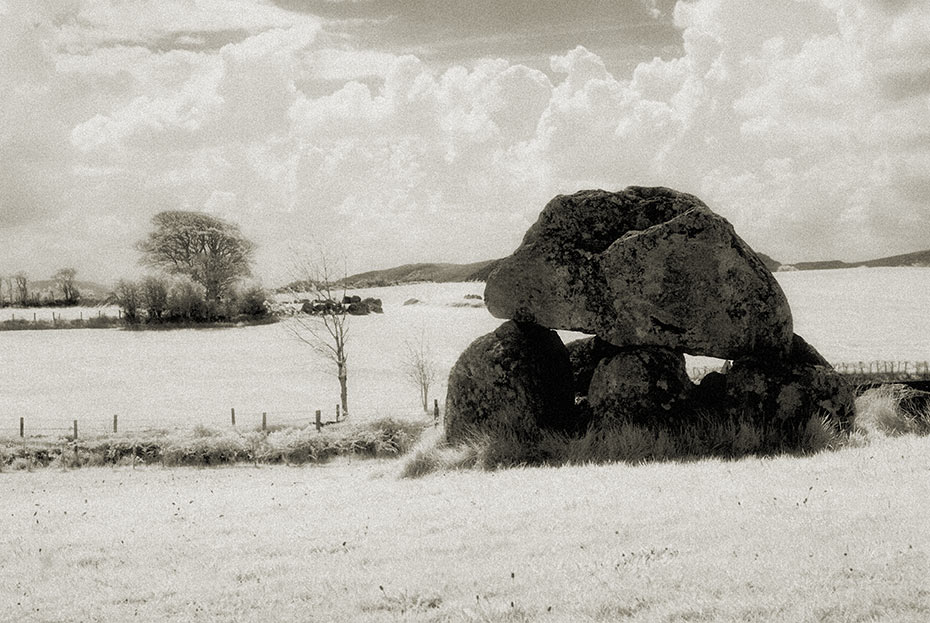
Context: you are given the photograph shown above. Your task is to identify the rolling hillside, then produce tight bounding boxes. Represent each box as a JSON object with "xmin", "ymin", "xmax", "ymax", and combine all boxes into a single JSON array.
[
  {"xmin": 342, "ymin": 259, "xmax": 501, "ymax": 287},
  {"xmin": 339, "ymin": 247, "xmax": 930, "ymax": 287}
]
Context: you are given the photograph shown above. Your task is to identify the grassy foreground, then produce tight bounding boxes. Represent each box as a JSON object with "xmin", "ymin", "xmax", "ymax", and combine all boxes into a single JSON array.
[{"xmin": 2, "ymin": 431, "xmax": 929, "ymax": 622}]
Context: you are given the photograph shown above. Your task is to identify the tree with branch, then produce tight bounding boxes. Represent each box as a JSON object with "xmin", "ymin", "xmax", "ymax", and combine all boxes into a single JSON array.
[
  {"xmin": 402, "ymin": 331, "xmax": 438, "ymax": 413},
  {"xmin": 13, "ymin": 272, "xmax": 28, "ymax": 305},
  {"xmin": 137, "ymin": 211, "xmax": 255, "ymax": 303},
  {"xmin": 284, "ymin": 252, "xmax": 351, "ymax": 420},
  {"xmin": 53, "ymin": 268, "xmax": 80, "ymax": 304}
]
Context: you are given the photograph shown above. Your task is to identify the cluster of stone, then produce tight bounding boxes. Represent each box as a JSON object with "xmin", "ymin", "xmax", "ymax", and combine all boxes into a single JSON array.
[
  {"xmin": 300, "ymin": 295, "xmax": 383, "ymax": 316},
  {"xmin": 445, "ymin": 187, "xmax": 854, "ymax": 446}
]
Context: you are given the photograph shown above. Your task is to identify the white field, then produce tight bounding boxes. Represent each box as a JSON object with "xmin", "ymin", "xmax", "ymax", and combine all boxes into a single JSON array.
[{"xmin": 2, "ymin": 268, "xmax": 929, "ymax": 436}]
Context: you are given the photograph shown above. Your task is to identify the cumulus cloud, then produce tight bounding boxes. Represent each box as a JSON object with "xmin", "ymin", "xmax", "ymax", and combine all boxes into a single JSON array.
[{"xmin": 3, "ymin": 0, "xmax": 930, "ymax": 282}]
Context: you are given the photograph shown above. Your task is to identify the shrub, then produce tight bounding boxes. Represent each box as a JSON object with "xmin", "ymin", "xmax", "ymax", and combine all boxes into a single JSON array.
[
  {"xmin": 166, "ymin": 276, "xmax": 208, "ymax": 321},
  {"xmin": 1, "ymin": 418, "xmax": 430, "ymax": 470},
  {"xmin": 235, "ymin": 283, "xmax": 268, "ymax": 318},
  {"xmin": 141, "ymin": 275, "xmax": 170, "ymax": 321},
  {"xmin": 162, "ymin": 430, "xmax": 249, "ymax": 466},
  {"xmin": 112, "ymin": 280, "xmax": 143, "ymax": 324}
]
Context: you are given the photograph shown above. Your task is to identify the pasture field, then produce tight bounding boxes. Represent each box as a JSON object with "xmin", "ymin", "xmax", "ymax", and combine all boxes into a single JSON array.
[
  {"xmin": 2, "ymin": 267, "xmax": 930, "ymax": 434},
  {"xmin": 1, "ymin": 432, "xmax": 928, "ymax": 622}
]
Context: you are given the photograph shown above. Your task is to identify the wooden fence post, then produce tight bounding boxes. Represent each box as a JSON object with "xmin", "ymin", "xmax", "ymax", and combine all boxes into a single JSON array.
[
  {"xmin": 113, "ymin": 414, "xmax": 118, "ymax": 434},
  {"xmin": 336, "ymin": 404, "xmax": 341, "ymax": 422},
  {"xmin": 73, "ymin": 419, "xmax": 78, "ymax": 439},
  {"xmin": 262, "ymin": 412, "xmax": 267, "ymax": 431},
  {"xmin": 231, "ymin": 407, "xmax": 236, "ymax": 426},
  {"xmin": 33, "ymin": 312, "xmax": 36, "ymax": 322},
  {"xmin": 433, "ymin": 399, "xmax": 440, "ymax": 427},
  {"xmin": 315, "ymin": 410, "xmax": 322, "ymax": 432},
  {"xmin": 20, "ymin": 417, "xmax": 24, "ymax": 438}
]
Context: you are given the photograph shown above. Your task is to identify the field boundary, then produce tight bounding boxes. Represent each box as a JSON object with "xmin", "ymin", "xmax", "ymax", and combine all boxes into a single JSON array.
[{"xmin": 3, "ymin": 403, "xmax": 441, "ymax": 441}]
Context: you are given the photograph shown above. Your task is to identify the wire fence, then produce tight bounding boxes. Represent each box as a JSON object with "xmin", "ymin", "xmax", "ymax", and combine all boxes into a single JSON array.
[
  {"xmin": 689, "ymin": 360, "xmax": 930, "ymax": 381},
  {"xmin": 6, "ymin": 361, "xmax": 929, "ymax": 440},
  {"xmin": 2, "ymin": 402, "xmax": 442, "ymax": 441}
]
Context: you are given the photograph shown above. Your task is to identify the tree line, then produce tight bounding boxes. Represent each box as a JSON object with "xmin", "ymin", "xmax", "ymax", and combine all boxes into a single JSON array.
[
  {"xmin": 111, "ymin": 211, "xmax": 268, "ymax": 324},
  {"xmin": 0, "ymin": 268, "xmax": 84, "ymax": 307}
]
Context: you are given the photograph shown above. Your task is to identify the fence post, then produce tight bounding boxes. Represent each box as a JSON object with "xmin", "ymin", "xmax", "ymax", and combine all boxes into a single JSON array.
[
  {"xmin": 336, "ymin": 404, "xmax": 341, "ymax": 422},
  {"xmin": 231, "ymin": 407, "xmax": 236, "ymax": 426},
  {"xmin": 433, "ymin": 399, "xmax": 440, "ymax": 427},
  {"xmin": 113, "ymin": 414, "xmax": 118, "ymax": 434},
  {"xmin": 262, "ymin": 412, "xmax": 267, "ymax": 431},
  {"xmin": 20, "ymin": 417, "xmax": 24, "ymax": 438},
  {"xmin": 33, "ymin": 312, "xmax": 36, "ymax": 322},
  {"xmin": 73, "ymin": 419, "xmax": 78, "ymax": 439},
  {"xmin": 315, "ymin": 410, "xmax": 322, "ymax": 432}
]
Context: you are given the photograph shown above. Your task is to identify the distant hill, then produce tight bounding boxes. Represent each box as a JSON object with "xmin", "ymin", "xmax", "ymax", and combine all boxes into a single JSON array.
[
  {"xmin": 343, "ymin": 253, "xmax": 782, "ymax": 286},
  {"xmin": 783, "ymin": 249, "xmax": 930, "ymax": 271},
  {"xmin": 342, "ymin": 260, "xmax": 501, "ymax": 287},
  {"xmin": 756, "ymin": 253, "xmax": 781, "ymax": 272},
  {"xmin": 335, "ymin": 247, "xmax": 930, "ymax": 288}
]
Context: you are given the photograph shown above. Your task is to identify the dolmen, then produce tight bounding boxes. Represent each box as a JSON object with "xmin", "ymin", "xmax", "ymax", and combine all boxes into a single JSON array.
[{"xmin": 445, "ymin": 186, "xmax": 855, "ymax": 449}]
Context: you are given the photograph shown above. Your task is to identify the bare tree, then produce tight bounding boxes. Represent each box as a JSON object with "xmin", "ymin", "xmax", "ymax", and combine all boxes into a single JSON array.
[
  {"xmin": 137, "ymin": 211, "xmax": 255, "ymax": 303},
  {"xmin": 140, "ymin": 275, "xmax": 170, "ymax": 321},
  {"xmin": 53, "ymin": 268, "xmax": 80, "ymax": 304},
  {"xmin": 13, "ymin": 273, "xmax": 28, "ymax": 305},
  {"xmin": 284, "ymin": 252, "xmax": 350, "ymax": 420},
  {"xmin": 112, "ymin": 280, "xmax": 143, "ymax": 323},
  {"xmin": 402, "ymin": 331, "xmax": 438, "ymax": 413}
]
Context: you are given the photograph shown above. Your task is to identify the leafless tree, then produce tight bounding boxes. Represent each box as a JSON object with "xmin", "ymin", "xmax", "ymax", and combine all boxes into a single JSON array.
[
  {"xmin": 140, "ymin": 275, "xmax": 170, "ymax": 321},
  {"xmin": 137, "ymin": 211, "xmax": 255, "ymax": 303},
  {"xmin": 13, "ymin": 272, "xmax": 28, "ymax": 305},
  {"xmin": 53, "ymin": 268, "xmax": 80, "ymax": 304},
  {"xmin": 113, "ymin": 280, "xmax": 143, "ymax": 323},
  {"xmin": 284, "ymin": 251, "xmax": 350, "ymax": 420},
  {"xmin": 402, "ymin": 331, "xmax": 438, "ymax": 413}
]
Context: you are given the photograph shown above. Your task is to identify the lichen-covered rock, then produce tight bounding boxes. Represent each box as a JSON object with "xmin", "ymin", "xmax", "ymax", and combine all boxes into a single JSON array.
[
  {"xmin": 444, "ymin": 321, "xmax": 576, "ymax": 443},
  {"xmin": 692, "ymin": 370, "xmax": 728, "ymax": 410},
  {"xmin": 724, "ymin": 334, "xmax": 855, "ymax": 440},
  {"xmin": 587, "ymin": 347, "xmax": 693, "ymax": 426},
  {"xmin": 565, "ymin": 336, "xmax": 621, "ymax": 397},
  {"xmin": 485, "ymin": 186, "xmax": 793, "ymax": 358},
  {"xmin": 362, "ymin": 297, "xmax": 383, "ymax": 313}
]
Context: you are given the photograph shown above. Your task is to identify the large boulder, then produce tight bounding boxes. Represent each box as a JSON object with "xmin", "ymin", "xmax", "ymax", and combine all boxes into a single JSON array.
[
  {"xmin": 565, "ymin": 336, "xmax": 621, "ymax": 397},
  {"xmin": 724, "ymin": 334, "xmax": 855, "ymax": 441},
  {"xmin": 587, "ymin": 347, "xmax": 693, "ymax": 426},
  {"xmin": 485, "ymin": 187, "xmax": 793, "ymax": 359},
  {"xmin": 445, "ymin": 321, "xmax": 576, "ymax": 443}
]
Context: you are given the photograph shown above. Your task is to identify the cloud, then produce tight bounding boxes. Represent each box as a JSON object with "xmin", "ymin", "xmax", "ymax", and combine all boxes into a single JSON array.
[{"xmin": 4, "ymin": 0, "xmax": 930, "ymax": 283}]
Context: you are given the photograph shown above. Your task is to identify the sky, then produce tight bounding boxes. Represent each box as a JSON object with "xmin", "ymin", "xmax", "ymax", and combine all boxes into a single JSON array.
[{"xmin": 1, "ymin": 0, "xmax": 929, "ymax": 285}]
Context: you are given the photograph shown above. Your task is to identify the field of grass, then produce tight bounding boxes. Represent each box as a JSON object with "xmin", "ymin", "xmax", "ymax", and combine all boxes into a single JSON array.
[
  {"xmin": 3, "ymin": 268, "xmax": 930, "ymax": 434},
  {"xmin": 2, "ymin": 427, "xmax": 928, "ymax": 623}
]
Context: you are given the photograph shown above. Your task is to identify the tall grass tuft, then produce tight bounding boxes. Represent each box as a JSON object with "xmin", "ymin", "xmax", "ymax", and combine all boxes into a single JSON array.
[
  {"xmin": 856, "ymin": 384, "xmax": 930, "ymax": 436},
  {"xmin": 402, "ymin": 410, "xmax": 850, "ymax": 477},
  {"xmin": 1, "ymin": 418, "xmax": 429, "ymax": 470}
]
